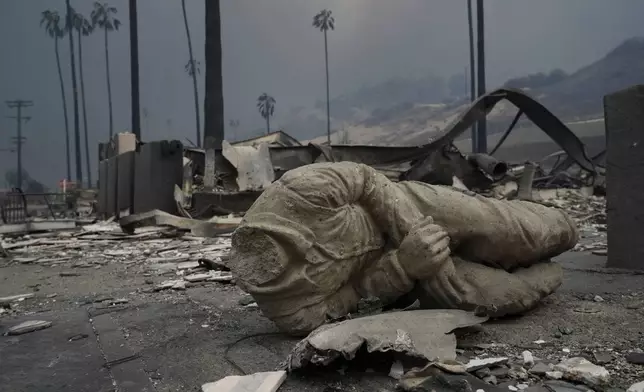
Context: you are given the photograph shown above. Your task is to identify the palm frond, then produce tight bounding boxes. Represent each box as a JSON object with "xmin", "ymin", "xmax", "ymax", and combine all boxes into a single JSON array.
[{"xmin": 313, "ymin": 9, "xmax": 335, "ymax": 32}]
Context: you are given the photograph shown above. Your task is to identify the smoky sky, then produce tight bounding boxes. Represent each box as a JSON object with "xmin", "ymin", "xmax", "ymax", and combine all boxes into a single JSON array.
[{"xmin": 1, "ymin": 0, "xmax": 644, "ymax": 187}]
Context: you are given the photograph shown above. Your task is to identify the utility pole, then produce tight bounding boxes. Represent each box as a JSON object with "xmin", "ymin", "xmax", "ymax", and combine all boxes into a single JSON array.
[
  {"xmin": 5, "ymin": 100, "xmax": 34, "ymax": 189},
  {"xmin": 129, "ymin": 0, "xmax": 141, "ymax": 142},
  {"xmin": 129, "ymin": 0, "xmax": 141, "ymax": 215},
  {"xmin": 475, "ymin": 0, "xmax": 487, "ymax": 153}
]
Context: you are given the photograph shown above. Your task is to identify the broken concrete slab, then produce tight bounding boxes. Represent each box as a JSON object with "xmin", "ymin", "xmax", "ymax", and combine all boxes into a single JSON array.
[
  {"xmin": 5, "ymin": 320, "xmax": 53, "ymax": 335},
  {"xmin": 529, "ymin": 362, "xmax": 552, "ymax": 376},
  {"xmin": 554, "ymin": 357, "xmax": 610, "ymax": 388},
  {"xmin": 288, "ymin": 310, "xmax": 487, "ymax": 370},
  {"xmin": 201, "ymin": 370, "xmax": 286, "ymax": 392}
]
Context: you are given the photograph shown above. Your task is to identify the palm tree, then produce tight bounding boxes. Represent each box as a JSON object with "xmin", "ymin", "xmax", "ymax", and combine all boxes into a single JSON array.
[
  {"xmin": 256, "ymin": 93, "xmax": 276, "ymax": 134},
  {"xmin": 65, "ymin": 0, "xmax": 83, "ymax": 185},
  {"xmin": 313, "ymin": 9, "xmax": 335, "ymax": 144},
  {"xmin": 41, "ymin": 10, "xmax": 71, "ymax": 183},
  {"xmin": 91, "ymin": 2, "xmax": 120, "ymax": 139},
  {"xmin": 181, "ymin": 0, "xmax": 201, "ymax": 148},
  {"xmin": 70, "ymin": 8, "xmax": 93, "ymax": 187},
  {"xmin": 467, "ymin": 0, "xmax": 476, "ymax": 152},
  {"xmin": 229, "ymin": 119, "xmax": 240, "ymax": 141}
]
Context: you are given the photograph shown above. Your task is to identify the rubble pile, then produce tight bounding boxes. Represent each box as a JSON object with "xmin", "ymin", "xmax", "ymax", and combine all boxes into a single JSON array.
[{"xmin": 0, "ymin": 221, "xmax": 233, "ymax": 281}]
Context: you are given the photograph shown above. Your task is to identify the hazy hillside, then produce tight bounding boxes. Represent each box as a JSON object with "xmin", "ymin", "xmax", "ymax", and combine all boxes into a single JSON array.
[
  {"xmin": 305, "ymin": 37, "xmax": 644, "ymax": 147},
  {"xmin": 279, "ymin": 73, "xmax": 452, "ymax": 141}
]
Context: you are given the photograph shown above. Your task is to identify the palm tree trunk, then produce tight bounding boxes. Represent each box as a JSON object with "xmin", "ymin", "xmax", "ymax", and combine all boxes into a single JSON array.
[
  {"xmin": 476, "ymin": 0, "xmax": 487, "ymax": 153},
  {"xmin": 55, "ymin": 37, "xmax": 72, "ymax": 182},
  {"xmin": 467, "ymin": 0, "xmax": 477, "ymax": 153},
  {"xmin": 204, "ymin": 0, "xmax": 224, "ymax": 150},
  {"xmin": 66, "ymin": 0, "xmax": 82, "ymax": 185},
  {"xmin": 266, "ymin": 116, "xmax": 270, "ymax": 134},
  {"xmin": 182, "ymin": 0, "xmax": 201, "ymax": 148},
  {"xmin": 78, "ymin": 30, "xmax": 92, "ymax": 188},
  {"xmin": 105, "ymin": 29, "xmax": 114, "ymax": 139},
  {"xmin": 324, "ymin": 29, "xmax": 331, "ymax": 144}
]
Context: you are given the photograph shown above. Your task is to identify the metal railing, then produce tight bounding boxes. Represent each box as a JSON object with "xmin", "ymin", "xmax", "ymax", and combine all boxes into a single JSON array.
[
  {"xmin": 1, "ymin": 188, "xmax": 28, "ymax": 224},
  {"xmin": 1, "ymin": 189, "xmax": 71, "ymax": 224}
]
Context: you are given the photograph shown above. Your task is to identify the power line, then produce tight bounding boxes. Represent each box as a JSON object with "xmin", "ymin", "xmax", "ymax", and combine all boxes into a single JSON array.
[{"xmin": 5, "ymin": 100, "xmax": 34, "ymax": 189}]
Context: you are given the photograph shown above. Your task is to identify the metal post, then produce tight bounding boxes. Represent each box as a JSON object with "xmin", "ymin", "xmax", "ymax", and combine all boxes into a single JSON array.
[
  {"xmin": 129, "ymin": 0, "xmax": 140, "ymax": 215},
  {"xmin": 475, "ymin": 0, "xmax": 487, "ymax": 153}
]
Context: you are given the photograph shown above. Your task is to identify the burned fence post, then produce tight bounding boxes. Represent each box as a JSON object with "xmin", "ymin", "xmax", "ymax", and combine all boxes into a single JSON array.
[{"xmin": 604, "ymin": 85, "xmax": 644, "ymax": 270}]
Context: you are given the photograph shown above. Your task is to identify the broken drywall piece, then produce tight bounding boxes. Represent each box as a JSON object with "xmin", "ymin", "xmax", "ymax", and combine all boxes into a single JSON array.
[
  {"xmin": 287, "ymin": 310, "xmax": 487, "ymax": 370},
  {"xmin": 5, "ymin": 320, "xmax": 52, "ymax": 335},
  {"xmin": 554, "ymin": 357, "xmax": 610, "ymax": 388},
  {"xmin": 201, "ymin": 370, "xmax": 286, "ymax": 392},
  {"xmin": 222, "ymin": 140, "xmax": 275, "ymax": 191},
  {"xmin": 465, "ymin": 357, "xmax": 509, "ymax": 372},
  {"xmin": 0, "ymin": 293, "xmax": 35, "ymax": 306}
]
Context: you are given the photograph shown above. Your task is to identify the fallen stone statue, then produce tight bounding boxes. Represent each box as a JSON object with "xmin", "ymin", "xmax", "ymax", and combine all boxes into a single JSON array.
[{"xmin": 229, "ymin": 162, "xmax": 578, "ymax": 336}]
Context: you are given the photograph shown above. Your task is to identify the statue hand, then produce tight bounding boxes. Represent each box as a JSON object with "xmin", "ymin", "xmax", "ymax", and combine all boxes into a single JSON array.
[{"xmin": 398, "ymin": 217, "xmax": 451, "ymax": 279}]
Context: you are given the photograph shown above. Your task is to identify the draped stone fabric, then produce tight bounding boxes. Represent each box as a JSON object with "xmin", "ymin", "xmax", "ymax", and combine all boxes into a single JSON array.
[{"xmin": 229, "ymin": 162, "xmax": 578, "ymax": 336}]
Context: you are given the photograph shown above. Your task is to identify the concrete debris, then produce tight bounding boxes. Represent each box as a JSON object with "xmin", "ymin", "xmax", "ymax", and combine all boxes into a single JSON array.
[
  {"xmin": 628, "ymin": 381, "xmax": 644, "ymax": 392},
  {"xmin": 529, "ymin": 362, "xmax": 552, "ymax": 375},
  {"xmin": 0, "ymin": 293, "xmax": 35, "ymax": 306},
  {"xmin": 185, "ymin": 270, "xmax": 233, "ymax": 283},
  {"xmin": 522, "ymin": 350, "xmax": 535, "ymax": 368},
  {"xmin": 222, "ymin": 140, "xmax": 275, "ymax": 191},
  {"xmin": 399, "ymin": 365, "xmax": 506, "ymax": 391},
  {"xmin": 592, "ymin": 351, "xmax": 613, "ymax": 365},
  {"xmin": 5, "ymin": 320, "xmax": 52, "ymax": 335},
  {"xmin": 1, "ymin": 223, "xmax": 232, "ymax": 282},
  {"xmin": 201, "ymin": 370, "xmax": 287, "ymax": 392},
  {"xmin": 287, "ymin": 310, "xmax": 487, "ymax": 370},
  {"xmin": 432, "ymin": 360, "xmax": 467, "ymax": 374},
  {"xmin": 553, "ymin": 357, "xmax": 610, "ymax": 388},
  {"xmin": 546, "ymin": 370, "xmax": 564, "ymax": 380},
  {"xmin": 119, "ymin": 209, "xmax": 239, "ymax": 237},
  {"xmin": 466, "ymin": 357, "xmax": 510, "ymax": 372}
]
